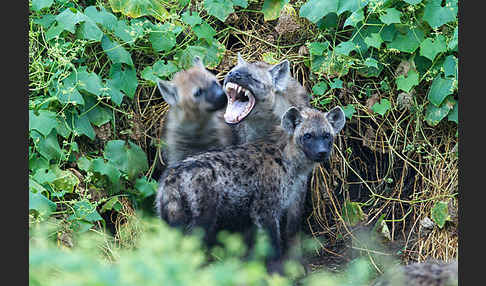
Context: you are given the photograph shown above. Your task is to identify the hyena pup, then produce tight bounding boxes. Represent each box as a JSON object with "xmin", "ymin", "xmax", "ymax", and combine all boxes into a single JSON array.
[
  {"xmin": 156, "ymin": 56, "xmax": 232, "ymax": 166},
  {"xmin": 223, "ymin": 53, "xmax": 311, "ymax": 145},
  {"xmin": 156, "ymin": 105, "xmax": 346, "ymax": 274}
]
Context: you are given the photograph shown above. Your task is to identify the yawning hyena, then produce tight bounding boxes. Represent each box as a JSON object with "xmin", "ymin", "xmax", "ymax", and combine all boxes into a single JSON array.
[
  {"xmin": 223, "ymin": 53, "xmax": 311, "ymax": 145},
  {"xmin": 156, "ymin": 57, "xmax": 233, "ymax": 166},
  {"xmin": 156, "ymin": 106, "xmax": 346, "ymax": 274}
]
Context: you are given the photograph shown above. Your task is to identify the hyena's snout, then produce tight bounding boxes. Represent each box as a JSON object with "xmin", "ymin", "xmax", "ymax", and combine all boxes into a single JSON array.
[
  {"xmin": 206, "ymin": 81, "xmax": 227, "ymax": 111},
  {"xmin": 304, "ymin": 137, "xmax": 332, "ymax": 162}
]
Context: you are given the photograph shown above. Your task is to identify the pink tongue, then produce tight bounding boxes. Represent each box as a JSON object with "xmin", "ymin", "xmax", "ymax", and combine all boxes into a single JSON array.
[{"xmin": 224, "ymin": 100, "xmax": 248, "ymax": 123}]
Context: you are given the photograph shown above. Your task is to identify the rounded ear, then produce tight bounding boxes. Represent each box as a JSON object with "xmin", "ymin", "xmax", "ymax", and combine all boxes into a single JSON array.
[
  {"xmin": 237, "ymin": 52, "xmax": 246, "ymax": 66},
  {"xmin": 193, "ymin": 56, "xmax": 205, "ymax": 68},
  {"xmin": 157, "ymin": 80, "xmax": 178, "ymax": 106},
  {"xmin": 269, "ymin": 59, "xmax": 290, "ymax": 92},
  {"xmin": 281, "ymin": 106, "xmax": 302, "ymax": 134},
  {"xmin": 326, "ymin": 106, "xmax": 346, "ymax": 134}
]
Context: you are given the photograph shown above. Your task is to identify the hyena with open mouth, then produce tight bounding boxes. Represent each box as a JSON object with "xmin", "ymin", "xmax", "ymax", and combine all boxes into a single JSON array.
[{"xmin": 223, "ymin": 53, "xmax": 311, "ymax": 145}]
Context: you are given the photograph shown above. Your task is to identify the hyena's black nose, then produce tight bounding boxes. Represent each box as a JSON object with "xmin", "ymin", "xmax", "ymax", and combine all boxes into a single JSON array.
[{"xmin": 206, "ymin": 81, "xmax": 227, "ymax": 111}]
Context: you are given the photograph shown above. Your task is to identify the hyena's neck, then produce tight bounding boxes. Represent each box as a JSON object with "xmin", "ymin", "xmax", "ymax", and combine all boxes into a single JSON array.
[
  {"xmin": 281, "ymin": 139, "xmax": 315, "ymax": 176},
  {"xmin": 165, "ymin": 110, "xmax": 221, "ymax": 163},
  {"xmin": 239, "ymin": 105, "xmax": 282, "ymax": 144}
]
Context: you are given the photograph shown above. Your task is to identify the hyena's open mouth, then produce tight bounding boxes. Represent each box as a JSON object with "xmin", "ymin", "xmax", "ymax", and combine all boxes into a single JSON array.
[{"xmin": 224, "ymin": 82, "xmax": 255, "ymax": 124}]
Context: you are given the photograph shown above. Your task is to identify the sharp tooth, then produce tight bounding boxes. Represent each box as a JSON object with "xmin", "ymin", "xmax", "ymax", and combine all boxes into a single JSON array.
[
  {"xmin": 237, "ymin": 86, "xmax": 241, "ymax": 93},
  {"xmin": 245, "ymin": 90, "xmax": 250, "ymax": 97}
]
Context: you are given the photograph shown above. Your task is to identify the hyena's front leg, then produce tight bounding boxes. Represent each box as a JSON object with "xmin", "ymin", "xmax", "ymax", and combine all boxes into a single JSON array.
[{"xmin": 263, "ymin": 216, "xmax": 284, "ymax": 274}]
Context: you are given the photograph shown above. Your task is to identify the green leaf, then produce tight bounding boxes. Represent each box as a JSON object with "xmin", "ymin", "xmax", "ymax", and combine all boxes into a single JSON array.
[
  {"xmin": 82, "ymin": 97, "xmax": 113, "ymax": 127},
  {"xmin": 443, "ymin": 55, "xmax": 457, "ymax": 79},
  {"xmin": 419, "ymin": 35, "xmax": 447, "ymax": 61},
  {"xmin": 448, "ymin": 27, "xmax": 458, "ymax": 51},
  {"xmin": 425, "ymin": 96, "xmax": 455, "ymax": 126},
  {"xmin": 342, "ymin": 200, "xmax": 365, "ymax": 226},
  {"xmin": 262, "ymin": 0, "xmax": 289, "ymax": 21},
  {"xmin": 423, "ymin": 0, "xmax": 458, "ymax": 29},
  {"xmin": 55, "ymin": 73, "xmax": 85, "ymax": 105},
  {"xmin": 386, "ymin": 27, "xmax": 425, "ymax": 53},
  {"xmin": 113, "ymin": 20, "xmax": 138, "ymax": 45},
  {"xmin": 176, "ymin": 40, "xmax": 225, "ymax": 69},
  {"xmin": 31, "ymin": 0, "xmax": 54, "ymax": 12},
  {"xmin": 101, "ymin": 197, "xmax": 121, "ymax": 213},
  {"xmin": 181, "ymin": 11, "xmax": 202, "ymax": 27},
  {"xmin": 101, "ymin": 35, "xmax": 134, "ymax": 66},
  {"xmin": 109, "ymin": 64, "xmax": 138, "ymax": 99},
  {"xmin": 428, "ymin": 76, "xmax": 455, "ymax": 106},
  {"xmin": 342, "ymin": 104, "xmax": 356, "ymax": 119},
  {"xmin": 312, "ymin": 82, "xmax": 328, "ymax": 95},
  {"xmin": 371, "ymin": 98, "xmax": 391, "ymax": 116},
  {"xmin": 50, "ymin": 166, "xmax": 80, "ymax": 194},
  {"xmin": 55, "ymin": 8, "xmax": 86, "ymax": 34},
  {"xmin": 364, "ymin": 57, "xmax": 379, "ymax": 69},
  {"xmin": 73, "ymin": 112, "xmax": 96, "ymax": 140},
  {"xmin": 364, "ymin": 33, "xmax": 383, "ymax": 49},
  {"xmin": 334, "ymin": 41, "xmax": 357, "ymax": 56},
  {"xmin": 396, "ymin": 69, "xmax": 419, "ymax": 93},
  {"xmin": 379, "ymin": 8, "xmax": 401, "ymax": 25},
  {"xmin": 37, "ymin": 130, "xmax": 63, "ymax": 162},
  {"xmin": 33, "ymin": 14, "xmax": 56, "ymax": 28},
  {"xmin": 29, "ymin": 191, "xmax": 56, "ymax": 217},
  {"xmin": 149, "ymin": 31, "xmax": 176, "ymax": 52},
  {"xmin": 380, "ymin": 24, "xmax": 397, "ymax": 42},
  {"xmin": 103, "ymin": 80, "xmax": 125, "ymax": 106},
  {"xmin": 193, "ymin": 22, "xmax": 217, "ymax": 40},
  {"xmin": 29, "ymin": 110, "xmax": 58, "ymax": 137},
  {"xmin": 204, "ymin": 0, "xmax": 234, "ymax": 22},
  {"xmin": 299, "ymin": 0, "xmax": 368, "ymax": 23},
  {"xmin": 343, "ymin": 9, "xmax": 364, "ymax": 27},
  {"xmin": 77, "ymin": 18, "xmax": 103, "ymax": 42},
  {"xmin": 308, "ymin": 42, "xmax": 329, "ymax": 56},
  {"xmin": 104, "ymin": 140, "xmax": 149, "ymax": 180},
  {"xmin": 108, "ymin": 0, "xmax": 170, "ymax": 21},
  {"xmin": 84, "ymin": 6, "xmax": 118, "ymax": 31},
  {"xmin": 91, "ymin": 158, "xmax": 121, "ymax": 186},
  {"xmin": 32, "ymin": 167, "xmax": 57, "ymax": 185},
  {"xmin": 69, "ymin": 200, "xmax": 103, "ymax": 223},
  {"xmin": 329, "ymin": 78, "xmax": 343, "ymax": 89},
  {"xmin": 77, "ymin": 67, "xmax": 104, "ymax": 96},
  {"xmin": 135, "ymin": 177, "xmax": 158, "ymax": 198},
  {"xmin": 431, "ymin": 201, "xmax": 450, "ymax": 229}
]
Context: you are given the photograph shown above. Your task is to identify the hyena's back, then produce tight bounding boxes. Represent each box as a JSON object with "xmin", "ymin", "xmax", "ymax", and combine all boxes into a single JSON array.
[{"xmin": 156, "ymin": 143, "xmax": 284, "ymax": 230}]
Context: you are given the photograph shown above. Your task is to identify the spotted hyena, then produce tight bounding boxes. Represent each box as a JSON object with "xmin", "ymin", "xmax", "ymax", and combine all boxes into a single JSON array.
[
  {"xmin": 156, "ymin": 57, "xmax": 232, "ymax": 166},
  {"xmin": 223, "ymin": 53, "xmax": 311, "ymax": 145},
  {"xmin": 156, "ymin": 106, "xmax": 346, "ymax": 274}
]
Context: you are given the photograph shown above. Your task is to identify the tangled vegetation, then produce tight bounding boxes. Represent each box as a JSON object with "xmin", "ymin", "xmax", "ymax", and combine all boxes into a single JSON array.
[{"xmin": 29, "ymin": 0, "xmax": 458, "ymax": 284}]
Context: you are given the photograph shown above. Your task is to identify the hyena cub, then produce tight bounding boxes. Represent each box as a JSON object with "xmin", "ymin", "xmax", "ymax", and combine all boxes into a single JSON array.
[
  {"xmin": 156, "ymin": 106, "xmax": 346, "ymax": 273},
  {"xmin": 157, "ymin": 57, "xmax": 232, "ymax": 165},
  {"xmin": 223, "ymin": 53, "xmax": 311, "ymax": 145}
]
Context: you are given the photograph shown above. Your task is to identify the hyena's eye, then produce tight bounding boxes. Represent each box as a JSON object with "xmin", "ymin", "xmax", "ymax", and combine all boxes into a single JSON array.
[
  {"xmin": 323, "ymin": 133, "xmax": 331, "ymax": 139},
  {"xmin": 194, "ymin": 89, "xmax": 203, "ymax": 97},
  {"xmin": 303, "ymin": 133, "xmax": 312, "ymax": 140}
]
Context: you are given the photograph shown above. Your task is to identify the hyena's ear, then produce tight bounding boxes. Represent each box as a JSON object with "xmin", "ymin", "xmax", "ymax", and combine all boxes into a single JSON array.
[
  {"xmin": 237, "ymin": 52, "xmax": 247, "ymax": 66},
  {"xmin": 326, "ymin": 106, "xmax": 346, "ymax": 134},
  {"xmin": 157, "ymin": 80, "xmax": 178, "ymax": 106},
  {"xmin": 269, "ymin": 60, "xmax": 290, "ymax": 92},
  {"xmin": 193, "ymin": 56, "xmax": 205, "ymax": 68},
  {"xmin": 282, "ymin": 106, "xmax": 302, "ymax": 134}
]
